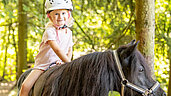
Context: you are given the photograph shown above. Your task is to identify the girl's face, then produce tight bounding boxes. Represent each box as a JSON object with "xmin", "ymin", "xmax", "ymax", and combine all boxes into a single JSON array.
[{"xmin": 49, "ymin": 9, "xmax": 69, "ymax": 27}]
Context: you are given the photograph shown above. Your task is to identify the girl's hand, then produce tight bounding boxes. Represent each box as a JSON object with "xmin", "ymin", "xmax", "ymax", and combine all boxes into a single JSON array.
[{"xmin": 56, "ymin": 60, "xmax": 64, "ymax": 65}]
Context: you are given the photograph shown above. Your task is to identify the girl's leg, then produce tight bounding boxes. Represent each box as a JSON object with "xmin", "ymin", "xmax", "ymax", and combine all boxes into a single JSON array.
[{"xmin": 19, "ymin": 69, "xmax": 44, "ymax": 96}]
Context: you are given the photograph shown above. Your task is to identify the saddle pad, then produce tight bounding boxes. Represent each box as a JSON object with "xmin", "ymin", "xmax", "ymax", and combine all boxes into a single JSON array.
[
  {"xmin": 17, "ymin": 66, "xmax": 59, "ymax": 96},
  {"xmin": 33, "ymin": 66, "xmax": 59, "ymax": 96}
]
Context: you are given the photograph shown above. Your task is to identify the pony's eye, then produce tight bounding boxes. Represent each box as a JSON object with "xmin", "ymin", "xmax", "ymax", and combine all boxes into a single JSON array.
[
  {"xmin": 55, "ymin": 13, "xmax": 59, "ymax": 15},
  {"xmin": 139, "ymin": 68, "xmax": 144, "ymax": 72}
]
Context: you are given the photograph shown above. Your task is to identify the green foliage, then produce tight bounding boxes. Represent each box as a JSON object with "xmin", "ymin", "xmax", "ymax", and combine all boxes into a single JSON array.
[
  {"xmin": 154, "ymin": 0, "xmax": 170, "ymax": 92},
  {"xmin": 0, "ymin": 0, "xmax": 170, "ymax": 93},
  {"xmin": 73, "ymin": 0, "xmax": 135, "ymax": 52},
  {"xmin": 108, "ymin": 91, "xmax": 120, "ymax": 96}
]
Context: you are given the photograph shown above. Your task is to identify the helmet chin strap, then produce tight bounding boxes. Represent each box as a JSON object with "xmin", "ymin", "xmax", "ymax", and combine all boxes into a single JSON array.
[
  {"xmin": 47, "ymin": 14, "xmax": 50, "ymax": 18},
  {"xmin": 54, "ymin": 24, "xmax": 67, "ymax": 30}
]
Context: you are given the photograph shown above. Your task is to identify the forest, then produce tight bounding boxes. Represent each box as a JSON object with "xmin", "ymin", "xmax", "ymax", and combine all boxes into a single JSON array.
[{"xmin": 0, "ymin": 0, "xmax": 170, "ymax": 96}]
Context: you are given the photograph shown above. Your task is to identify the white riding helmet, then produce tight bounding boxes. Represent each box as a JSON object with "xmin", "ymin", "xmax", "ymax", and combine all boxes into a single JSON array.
[{"xmin": 45, "ymin": 0, "xmax": 73, "ymax": 13}]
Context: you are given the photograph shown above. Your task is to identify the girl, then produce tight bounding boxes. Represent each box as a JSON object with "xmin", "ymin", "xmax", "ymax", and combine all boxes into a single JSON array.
[{"xmin": 19, "ymin": 0, "xmax": 74, "ymax": 96}]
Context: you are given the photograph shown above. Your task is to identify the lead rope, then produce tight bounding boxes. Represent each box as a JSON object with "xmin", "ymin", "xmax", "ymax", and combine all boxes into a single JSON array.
[{"xmin": 121, "ymin": 85, "xmax": 125, "ymax": 96}]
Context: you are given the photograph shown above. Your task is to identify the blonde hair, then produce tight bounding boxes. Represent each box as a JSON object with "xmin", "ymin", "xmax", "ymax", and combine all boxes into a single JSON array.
[{"xmin": 66, "ymin": 15, "xmax": 74, "ymax": 27}]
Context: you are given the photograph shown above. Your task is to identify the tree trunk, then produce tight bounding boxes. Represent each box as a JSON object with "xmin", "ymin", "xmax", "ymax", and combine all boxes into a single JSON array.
[
  {"xmin": 167, "ymin": 36, "xmax": 171, "ymax": 95},
  {"xmin": 135, "ymin": 0, "xmax": 155, "ymax": 77},
  {"xmin": 17, "ymin": 0, "xmax": 27, "ymax": 79}
]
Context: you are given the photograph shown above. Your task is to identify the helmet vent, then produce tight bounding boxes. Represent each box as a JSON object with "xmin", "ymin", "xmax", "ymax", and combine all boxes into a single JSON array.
[{"xmin": 49, "ymin": 0, "xmax": 54, "ymax": 4}]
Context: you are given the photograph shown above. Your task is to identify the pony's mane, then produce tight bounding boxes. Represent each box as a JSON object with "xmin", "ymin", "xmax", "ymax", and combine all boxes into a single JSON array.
[{"xmin": 43, "ymin": 50, "xmax": 121, "ymax": 96}]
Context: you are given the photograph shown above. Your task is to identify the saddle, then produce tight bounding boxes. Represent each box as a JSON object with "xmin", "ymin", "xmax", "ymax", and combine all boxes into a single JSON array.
[{"xmin": 17, "ymin": 66, "xmax": 58, "ymax": 96}]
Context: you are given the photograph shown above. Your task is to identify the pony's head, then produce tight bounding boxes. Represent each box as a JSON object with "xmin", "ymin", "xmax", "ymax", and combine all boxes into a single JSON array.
[{"xmin": 116, "ymin": 40, "xmax": 166, "ymax": 96}]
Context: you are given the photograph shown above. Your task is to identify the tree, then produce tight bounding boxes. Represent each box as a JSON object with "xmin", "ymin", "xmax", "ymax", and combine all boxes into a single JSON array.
[
  {"xmin": 167, "ymin": 39, "xmax": 171, "ymax": 96},
  {"xmin": 135, "ymin": 0, "xmax": 155, "ymax": 76},
  {"xmin": 168, "ymin": 48, "xmax": 171, "ymax": 96},
  {"xmin": 17, "ymin": 0, "xmax": 27, "ymax": 79}
]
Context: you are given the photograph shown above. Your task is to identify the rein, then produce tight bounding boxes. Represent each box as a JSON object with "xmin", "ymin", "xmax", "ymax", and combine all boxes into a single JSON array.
[{"xmin": 113, "ymin": 50, "xmax": 160, "ymax": 96}]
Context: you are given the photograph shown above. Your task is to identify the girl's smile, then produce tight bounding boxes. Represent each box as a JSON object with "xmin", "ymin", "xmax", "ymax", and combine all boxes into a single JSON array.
[{"xmin": 57, "ymin": 20, "xmax": 64, "ymax": 22}]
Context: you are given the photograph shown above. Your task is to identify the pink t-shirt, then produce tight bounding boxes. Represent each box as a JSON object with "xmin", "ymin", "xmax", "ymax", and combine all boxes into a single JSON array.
[{"xmin": 34, "ymin": 22, "xmax": 73, "ymax": 70}]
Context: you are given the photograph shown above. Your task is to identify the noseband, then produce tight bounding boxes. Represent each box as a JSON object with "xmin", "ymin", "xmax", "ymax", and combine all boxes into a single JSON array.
[{"xmin": 113, "ymin": 50, "xmax": 160, "ymax": 96}]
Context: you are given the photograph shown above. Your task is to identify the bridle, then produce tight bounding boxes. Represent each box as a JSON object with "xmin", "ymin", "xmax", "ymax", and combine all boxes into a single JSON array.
[{"xmin": 113, "ymin": 50, "xmax": 160, "ymax": 96}]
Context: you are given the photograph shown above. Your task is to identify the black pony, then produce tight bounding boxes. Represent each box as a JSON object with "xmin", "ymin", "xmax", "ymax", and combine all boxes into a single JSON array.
[{"xmin": 17, "ymin": 40, "xmax": 166, "ymax": 96}]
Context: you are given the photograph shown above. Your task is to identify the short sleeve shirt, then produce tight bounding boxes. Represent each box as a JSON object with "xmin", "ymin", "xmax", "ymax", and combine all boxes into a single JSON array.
[{"xmin": 34, "ymin": 22, "xmax": 73, "ymax": 70}]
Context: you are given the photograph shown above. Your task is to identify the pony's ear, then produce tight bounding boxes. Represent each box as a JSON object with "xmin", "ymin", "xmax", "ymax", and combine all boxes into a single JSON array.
[
  {"xmin": 120, "ymin": 41, "xmax": 139, "ymax": 59},
  {"xmin": 127, "ymin": 39, "xmax": 136, "ymax": 46}
]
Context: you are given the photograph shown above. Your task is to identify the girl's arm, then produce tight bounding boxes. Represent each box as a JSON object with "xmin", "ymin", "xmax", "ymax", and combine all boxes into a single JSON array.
[
  {"xmin": 66, "ymin": 47, "xmax": 72, "ymax": 60},
  {"xmin": 48, "ymin": 40, "xmax": 70, "ymax": 62}
]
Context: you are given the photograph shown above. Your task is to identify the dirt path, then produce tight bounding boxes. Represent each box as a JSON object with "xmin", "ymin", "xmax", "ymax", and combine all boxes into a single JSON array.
[{"xmin": 0, "ymin": 81, "xmax": 17, "ymax": 96}]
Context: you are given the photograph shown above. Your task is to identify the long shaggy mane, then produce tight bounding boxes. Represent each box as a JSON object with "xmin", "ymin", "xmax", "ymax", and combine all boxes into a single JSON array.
[{"xmin": 42, "ymin": 50, "xmax": 121, "ymax": 96}]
